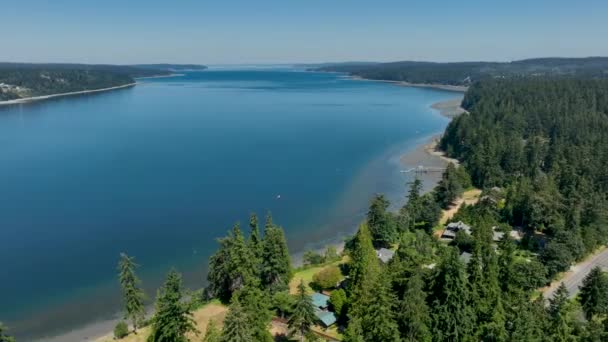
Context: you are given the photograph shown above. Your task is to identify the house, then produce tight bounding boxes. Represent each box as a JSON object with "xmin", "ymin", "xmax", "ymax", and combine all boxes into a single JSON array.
[
  {"xmin": 311, "ymin": 292, "xmax": 330, "ymax": 309},
  {"xmin": 441, "ymin": 221, "xmax": 472, "ymax": 240},
  {"xmin": 459, "ymin": 252, "xmax": 472, "ymax": 265},
  {"xmin": 310, "ymin": 292, "xmax": 337, "ymax": 327},
  {"xmin": 316, "ymin": 310, "xmax": 337, "ymax": 328},
  {"xmin": 376, "ymin": 248, "xmax": 395, "ymax": 263}
]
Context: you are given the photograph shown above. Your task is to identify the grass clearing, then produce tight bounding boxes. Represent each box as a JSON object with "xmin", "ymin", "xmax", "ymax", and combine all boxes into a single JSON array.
[
  {"xmin": 289, "ymin": 257, "xmax": 348, "ymax": 294},
  {"xmin": 96, "ymin": 301, "xmax": 228, "ymax": 342}
]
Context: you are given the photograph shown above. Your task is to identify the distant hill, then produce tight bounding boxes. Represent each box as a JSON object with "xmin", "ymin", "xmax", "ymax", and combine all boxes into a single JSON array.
[
  {"xmin": 314, "ymin": 57, "xmax": 608, "ymax": 86},
  {"xmin": 0, "ymin": 62, "xmax": 206, "ymax": 101}
]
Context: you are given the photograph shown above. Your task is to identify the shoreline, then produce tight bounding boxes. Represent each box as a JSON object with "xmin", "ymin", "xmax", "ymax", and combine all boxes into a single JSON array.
[
  {"xmin": 0, "ymin": 83, "xmax": 136, "ymax": 106},
  {"xmin": 134, "ymin": 73, "xmax": 184, "ymax": 80},
  {"xmin": 347, "ymin": 75, "xmax": 468, "ymax": 93},
  {"xmin": 29, "ymin": 80, "xmax": 464, "ymax": 342}
]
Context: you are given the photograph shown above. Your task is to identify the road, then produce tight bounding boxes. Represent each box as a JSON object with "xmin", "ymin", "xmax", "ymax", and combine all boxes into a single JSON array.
[{"xmin": 543, "ymin": 247, "xmax": 608, "ymax": 299}]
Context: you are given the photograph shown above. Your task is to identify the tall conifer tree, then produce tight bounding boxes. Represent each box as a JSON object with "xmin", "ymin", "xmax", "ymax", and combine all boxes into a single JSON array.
[
  {"xmin": 288, "ymin": 280, "xmax": 316, "ymax": 342},
  {"xmin": 221, "ymin": 298, "xmax": 253, "ymax": 342},
  {"xmin": 429, "ymin": 248, "xmax": 475, "ymax": 341},
  {"xmin": 399, "ymin": 273, "xmax": 431, "ymax": 342},
  {"xmin": 261, "ymin": 224, "xmax": 292, "ymax": 292},
  {"xmin": 579, "ymin": 266, "xmax": 608, "ymax": 320},
  {"xmin": 149, "ymin": 270, "xmax": 197, "ymax": 342},
  {"xmin": 118, "ymin": 253, "xmax": 145, "ymax": 332}
]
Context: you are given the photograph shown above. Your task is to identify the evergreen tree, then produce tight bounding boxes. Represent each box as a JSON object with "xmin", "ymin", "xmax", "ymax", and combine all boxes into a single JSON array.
[
  {"xmin": 579, "ymin": 266, "xmax": 608, "ymax": 320},
  {"xmin": 248, "ymin": 212, "xmax": 263, "ymax": 262},
  {"xmin": 265, "ymin": 211, "xmax": 274, "ymax": 230},
  {"xmin": 359, "ymin": 272, "xmax": 401, "ymax": 342},
  {"xmin": 0, "ymin": 323, "xmax": 15, "ymax": 342},
  {"xmin": 367, "ymin": 194, "xmax": 396, "ymax": 247},
  {"xmin": 261, "ymin": 224, "xmax": 292, "ymax": 292},
  {"xmin": 347, "ymin": 223, "xmax": 379, "ymax": 292},
  {"xmin": 221, "ymin": 298, "xmax": 253, "ymax": 342},
  {"xmin": 148, "ymin": 270, "xmax": 197, "ymax": 342},
  {"xmin": 399, "ymin": 179, "xmax": 423, "ymax": 231},
  {"xmin": 435, "ymin": 163, "xmax": 465, "ymax": 209},
  {"xmin": 202, "ymin": 321, "xmax": 221, "ymax": 342},
  {"xmin": 507, "ymin": 293, "xmax": 546, "ymax": 342},
  {"xmin": 399, "ymin": 273, "xmax": 431, "ymax": 342},
  {"xmin": 288, "ymin": 280, "xmax": 316, "ymax": 342},
  {"xmin": 548, "ymin": 283, "xmax": 576, "ymax": 342},
  {"xmin": 207, "ymin": 223, "xmax": 256, "ymax": 301},
  {"xmin": 429, "ymin": 248, "xmax": 475, "ymax": 341},
  {"xmin": 343, "ymin": 316, "xmax": 365, "ymax": 342},
  {"xmin": 237, "ymin": 286, "xmax": 273, "ymax": 342},
  {"xmin": 118, "ymin": 253, "xmax": 146, "ymax": 332}
]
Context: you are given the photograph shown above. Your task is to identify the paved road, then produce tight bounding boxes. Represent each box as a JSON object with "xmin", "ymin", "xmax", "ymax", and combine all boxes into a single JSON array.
[{"xmin": 543, "ymin": 248, "xmax": 608, "ymax": 299}]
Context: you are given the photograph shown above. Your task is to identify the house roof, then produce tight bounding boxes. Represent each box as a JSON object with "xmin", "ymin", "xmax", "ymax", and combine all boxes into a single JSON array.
[
  {"xmin": 459, "ymin": 252, "xmax": 472, "ymax": 264},
  {"xmin": 315, "ymin": 310, "xmax": 337, "ymax": 327},
  {"xmin": 376, "ymin": 248, "xmax": 395, "ymax": 263},
  {"xmin": 311, "ymin": 293, "xmax": 330, "ymax": 308},
  {"xmin": 446, "ymin": 221, "xmax": 472, "ymax": 235}
]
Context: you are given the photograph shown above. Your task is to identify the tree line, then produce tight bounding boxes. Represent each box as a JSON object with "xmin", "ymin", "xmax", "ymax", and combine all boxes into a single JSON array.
[{"xmin": 315, "ymin": 57, "xmax": 608, "ymax": 86}]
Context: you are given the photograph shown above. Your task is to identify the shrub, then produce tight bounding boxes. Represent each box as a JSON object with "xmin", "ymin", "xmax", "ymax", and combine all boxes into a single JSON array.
[
  {"xmin": 303, "ymin": 250, "xmax": 325, "ymax": 266},
  {"xmin": 114, "ymin": 321, "xmax": 129, "ymax": 339},
  {"xmin": 329, "ymin": 288, "xmax": 347, "ymax": 316},
  {"xmin": 312, "ymin": 266, "xmax": 341, "ymax": 289}
]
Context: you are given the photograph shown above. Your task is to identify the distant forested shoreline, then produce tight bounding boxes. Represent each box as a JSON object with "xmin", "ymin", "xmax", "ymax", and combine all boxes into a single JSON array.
[
  {"xmin": 313, "ymin": 57, "xmax": 608, "ymax": 86},
  {"xmin": 0, "ymin": 63, "xmax": 206, "ymax": 101}
]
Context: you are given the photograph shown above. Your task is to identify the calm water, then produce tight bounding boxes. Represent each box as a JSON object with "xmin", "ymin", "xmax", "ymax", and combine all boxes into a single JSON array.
[{"xmin": 0, "ymin": 68, "xmax": 453, "ymax": 340}]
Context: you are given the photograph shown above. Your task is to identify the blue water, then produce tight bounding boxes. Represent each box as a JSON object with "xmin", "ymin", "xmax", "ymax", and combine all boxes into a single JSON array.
[{"xmin": 0, "ymin": 69, "xmax": 453, "ymax": 339}]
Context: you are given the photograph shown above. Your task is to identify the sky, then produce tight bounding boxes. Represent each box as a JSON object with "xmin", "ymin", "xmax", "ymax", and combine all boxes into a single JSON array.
[{"xmin": 3, "ymin": 0, "xmax": 608, "ymax": 65}]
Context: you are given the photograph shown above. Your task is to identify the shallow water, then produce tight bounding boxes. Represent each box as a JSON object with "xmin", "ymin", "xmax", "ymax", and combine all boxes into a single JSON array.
[{"xmin": 0, "ymin": 68, "xmax": 454, "ymax": 340}]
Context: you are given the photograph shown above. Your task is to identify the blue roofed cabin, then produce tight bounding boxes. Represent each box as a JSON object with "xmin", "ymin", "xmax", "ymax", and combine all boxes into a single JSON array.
[{"xmin": 310, "ymin": 292, "xmax": 337, "ymax": 327}]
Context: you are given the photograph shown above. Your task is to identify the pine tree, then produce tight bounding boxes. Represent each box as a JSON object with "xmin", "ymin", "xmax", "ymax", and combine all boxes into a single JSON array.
[
  {"xmin": 221, "ymin": 298, "xmax": 253, "ymax": 342},
  {"xmin": 359, "ymin": 272, "xmax": 401, "ymax": 342},
  {"xmin": 435, "ymin": 163, "xmax": 465, "ymax": 209},
  {"xmin": 367, "ymin": 194, "xmax": 396, "ymax": 247},
  {"xmin": 508, "ymin": 293, "xmax": 546, "ymax": 342},
  {"xmin": 237, "ymin": 286, "xmax": 273, "ymax": 342},
  {"xmin": 399, "ymin": 179, "xmax": 423, "ymax": 230},
  {"xmin": 399, "ymin": 273, "xmax": 431, "ymax": 342},
  {"xmin": 548, "ymin": 283, "xmax": 576, "ymax": 342},
  {"xmin": 148, "ymin": 270, "xmax": 197, "ymax": 342},
  {"xmin": 579, "ymin": 266, "xmax": 608, "ymax": 320},
  {"xmin": 118, "ymin": 253, "xmax": 146, "ymax": 332},
  {"xmin": 429, "ymin": 248, "xmax": 475, "ymax": 341},
  {"xmin": 261, "ymin": 224, "xmax": 292, "ymax": 292},
  {"xmin": 343, "ymin": 316, "xmax": 365, "ymax": 342},
  {"xmin": 202, "ymin": 320, "xmax": 221, "ymax": 342},
  {"xmin": 207, "ymin": 223, "xmax": 257, "ymax": 301},
  {"xmin": 0, "ymin": 323, "xmax": 15, "ymax": 342},
  {"xmin": 348, "ymin": 223, "xmax": 378, "ymax": 292},
  {"xmin": 288, "ymin": 280, "xmax": 316, "ymax": 342},
  {"xmin": 248, "ymin": 212, "xmax": 263, "ymax": 261}
]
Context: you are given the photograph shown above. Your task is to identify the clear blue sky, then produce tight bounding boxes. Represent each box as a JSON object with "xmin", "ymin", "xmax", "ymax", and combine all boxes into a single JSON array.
[{"xmin": 3, "ymin": 0, "xmax": 607, "ymax": 64}]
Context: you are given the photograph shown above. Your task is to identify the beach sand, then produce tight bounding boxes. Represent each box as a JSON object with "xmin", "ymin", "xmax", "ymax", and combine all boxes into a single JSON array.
[{"xmin": 0, "ymin": 83, "xmax": 136, "ymax": 106}]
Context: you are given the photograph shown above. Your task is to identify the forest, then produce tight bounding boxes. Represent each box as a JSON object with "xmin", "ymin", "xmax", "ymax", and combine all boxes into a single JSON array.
[
  {"xmin": 0, "ymin": 63, "xmax": 205, "ymax": 101},
  {"xmin": 314, "ymin": 57, "xmax": 608, "ymax": 86}
]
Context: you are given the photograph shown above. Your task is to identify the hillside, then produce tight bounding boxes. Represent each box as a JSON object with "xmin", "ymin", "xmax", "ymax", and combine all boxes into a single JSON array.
[{"xmin": 314, "ymin": 57, "xmax": 608, "ymax": 86}]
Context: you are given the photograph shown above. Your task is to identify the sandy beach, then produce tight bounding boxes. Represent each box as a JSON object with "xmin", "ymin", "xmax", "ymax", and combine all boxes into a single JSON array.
[
  {"xmin": 348, "ymin": 75, "xmax": 468, "ymax": 93},
  {"xmin": 0, "ymin": 83, "xmax": 136, "ymax": 106}
]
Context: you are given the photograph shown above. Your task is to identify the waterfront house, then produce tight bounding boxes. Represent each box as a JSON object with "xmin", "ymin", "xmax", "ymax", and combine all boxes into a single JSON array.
[
  {"xmin": 310, "ymin": 292, "xmax": 337, "ymax": 327},
  {"xmin": 376, "ymin": 248, "xmax": 395, "ymax": 263}
]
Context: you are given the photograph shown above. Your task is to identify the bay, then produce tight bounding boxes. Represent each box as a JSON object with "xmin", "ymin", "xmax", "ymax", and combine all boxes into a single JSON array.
[{"xmin": 0, "ymin": 68, "xmax": 454, "ymax": 340}]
